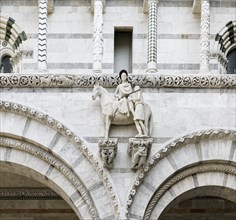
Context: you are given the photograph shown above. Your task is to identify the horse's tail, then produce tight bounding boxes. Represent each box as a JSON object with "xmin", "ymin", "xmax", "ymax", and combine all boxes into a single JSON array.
[{"xmin": 144, "ymin": 104, "xmax": 153, "ymax": 136}]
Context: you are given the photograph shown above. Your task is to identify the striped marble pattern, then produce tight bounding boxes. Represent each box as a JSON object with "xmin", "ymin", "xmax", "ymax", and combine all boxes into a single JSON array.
[{"xmin": 38, "ymin": 0, "xmax": 48, "ymax": 70}]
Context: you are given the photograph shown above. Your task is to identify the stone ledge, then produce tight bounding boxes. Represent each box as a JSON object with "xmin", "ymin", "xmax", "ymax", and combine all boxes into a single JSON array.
[{"xmin": 0, "ymin": 73, "xmax": 236, "ymax": 88}]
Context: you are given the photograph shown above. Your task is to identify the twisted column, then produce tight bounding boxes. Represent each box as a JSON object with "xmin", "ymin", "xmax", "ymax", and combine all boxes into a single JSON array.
[
  {"xmin": 38, "ymin": 0, "xmax": 48, "ymax": 72},
  {"xmin": 147, "ymin": 0, "xmax": 158, "ymax": 73},
  {"xmin": 200, "ymin": 0, "xmax": 210, "ymax": 73},
  {"xmin": 93, "ymin": 0, "xmax": 104, "ymax": 73}
]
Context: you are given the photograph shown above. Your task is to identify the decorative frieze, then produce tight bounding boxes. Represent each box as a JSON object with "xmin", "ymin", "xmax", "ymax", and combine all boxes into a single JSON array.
[
  {"xmin": 200, "ymin": 0, "xmax": 210, "ymax": 73},
  {"xmin": 0, "ymin": 188, "xmax": 61, "ymax": 200},
  {"xmin": 0, "ymin": 73, "xmax": 236, "ymax": 88}
]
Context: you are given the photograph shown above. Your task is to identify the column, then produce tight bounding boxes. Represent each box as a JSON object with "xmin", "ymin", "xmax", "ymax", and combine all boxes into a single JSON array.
[
  {"xmin": 147, "ymin": 0, "xmax": 158, "ymax": 73},
  {"xmin": 200, "ymin": 0, "xmax": 210, "ymax": 73},
  {"xmin": 38, "ymin": 0, "xmax": 48, "ymax": 72},
  {"xmin": 93, "ymin": 0, "xmax": 104, "ymax": 73}
]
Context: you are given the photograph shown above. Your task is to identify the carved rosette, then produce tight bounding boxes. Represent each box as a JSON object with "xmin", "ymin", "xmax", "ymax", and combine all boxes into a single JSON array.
[
  {"xmin": 200, "ymin": 0, "xmax": 210, "ymax": 72},
  {"xmin": 38, "ymin": 0, "xmax": 48, "ymax": 71},
  {"xmin": 98, "ymin": 138, "xmax": 118, "ymax": 168},
  {"xmin": 147, "ymin": 0, "xmax": 159, "ymax": 73},
  {"xmin": 128, "ymin": 138, "xmax": 153, "ymax": 169},
  {"xmin": 93, "ymin": 0, "xmax": 104, "ymax": 73}
]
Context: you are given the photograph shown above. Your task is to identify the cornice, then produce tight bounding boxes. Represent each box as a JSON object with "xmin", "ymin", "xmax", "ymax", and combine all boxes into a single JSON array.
[{"xmin": 0, "ymin": 73, "xmax": 236, "ymax": 89}]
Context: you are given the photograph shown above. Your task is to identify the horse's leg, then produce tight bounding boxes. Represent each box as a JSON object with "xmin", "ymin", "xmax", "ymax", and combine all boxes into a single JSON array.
[
  {"xmin": 139, "ymin": 121, "xmax": 148, "ymax": 136},
  {"xmin": 105, "ymin": 115, "xmax": 111, "ymax": 139}
]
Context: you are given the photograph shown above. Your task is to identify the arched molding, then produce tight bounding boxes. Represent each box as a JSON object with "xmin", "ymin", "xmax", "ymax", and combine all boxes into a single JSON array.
[
  {"xmin": 0, "ymin": 47, "xmax": 15, "ymax": 58},
  {"xmin": 0, "ymin": 100, "xmax": 120, "ymax": 219},
  {"xmin": 159, "ymin": 185, "xmax": 236, "ymax": 219},
  {"xmin": 126, "ymin": 128, "xmax": 236, "ymax": 218},
  {"xmin": 225, "ymin": 43, "xmax": 236, "ymax": 57},
  {"xmin": 145, "ymin": 163, "xmax": 236, "ymax": 219},
  {"xmin": 215, "ymin": 21, "xmax": 236, "ymax": 54},
  {"xmin": 0, "ymin": 142, "xmax": 88, "ymax": 219},
  {"xmin": 0, "ymin": 16, "xmax": 27, "ymax": 50}
]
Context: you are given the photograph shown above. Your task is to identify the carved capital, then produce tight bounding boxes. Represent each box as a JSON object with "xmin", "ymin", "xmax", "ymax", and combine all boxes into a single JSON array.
[
  {"xmin": 143, "ymin": 0, "xmax": 159, "ymax": 13},
  {"xmin": 47, "ymin": 0, "xmax": 54, "ymax": 14},
  {"xmin": 192, "ymin": 0, "xmax": 201, "ymax": 14},
  {"xmin": 91, "ymin": 0, "xmax": 105, "ymax": 13},
  {"xmin": 128, "ymin": 138, "xmax": 153, "ymax": 169},
  {"xmin": 98, "ymin": 138, "xmax": 118, "ymax": 168}
]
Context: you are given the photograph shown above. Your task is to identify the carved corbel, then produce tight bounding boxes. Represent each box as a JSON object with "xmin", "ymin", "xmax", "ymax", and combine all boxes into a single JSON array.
[
  {"xmin": 143, "ymin": 0, "xmax": 159, "ymax": 13},
  {"xmin": 98, "ymin": 138, "xmax": 117, "ymax": 168},
  {"xmin": 128, "ymin": 138, "xmax": 153, "ymax": 169}
]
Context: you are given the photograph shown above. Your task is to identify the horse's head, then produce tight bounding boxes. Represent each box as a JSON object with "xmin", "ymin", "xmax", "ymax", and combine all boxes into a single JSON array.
[{"xmin": 92, "ymin": 83, "xmax": 101, "ymax": 100}]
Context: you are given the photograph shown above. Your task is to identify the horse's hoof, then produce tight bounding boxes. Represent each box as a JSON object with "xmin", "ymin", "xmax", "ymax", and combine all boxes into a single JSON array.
[
  {"xmin": 135, "ymin": 134, "xmax": 149, "ymax": 138},
  {"xmin": 135, "ymin": 134, "xmax": 143, "ymax": 138}
]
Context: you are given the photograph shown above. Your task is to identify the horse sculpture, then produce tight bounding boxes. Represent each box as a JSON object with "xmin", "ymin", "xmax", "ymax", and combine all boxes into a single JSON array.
[{"xmin": 92, "ymin": 84, "xmax": 153, "ymax": 139}]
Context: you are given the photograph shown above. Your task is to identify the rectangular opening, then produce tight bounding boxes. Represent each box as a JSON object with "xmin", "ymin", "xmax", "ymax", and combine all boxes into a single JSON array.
[{"xmin": 114, "ymin": 28, "xmax": 133, "ymax": 74}]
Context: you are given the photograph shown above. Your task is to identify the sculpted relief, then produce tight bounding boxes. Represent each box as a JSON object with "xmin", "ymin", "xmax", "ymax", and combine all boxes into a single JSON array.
[
  {"xmin": 92, "ymin": 70, "xmax": 153, "ymax": 139},
  {"xmin": 92, "ymin": 70, "xmax": 153, "ymax": 169}
]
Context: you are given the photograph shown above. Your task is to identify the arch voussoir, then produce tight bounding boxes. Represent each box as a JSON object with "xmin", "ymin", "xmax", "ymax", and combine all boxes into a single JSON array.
[
  {"xmin": 0, "ymin": 100, "xmax": 121, "ymax": 219},
  {"xmin": 127, "ymin": 128, "xmax": 236, "ymax": 219}
]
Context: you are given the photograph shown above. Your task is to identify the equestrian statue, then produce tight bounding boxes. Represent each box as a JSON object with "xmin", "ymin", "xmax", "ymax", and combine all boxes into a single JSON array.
[{"xmin": 92, "ymin": 70, "xmax": 153, "ymax": 140}]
